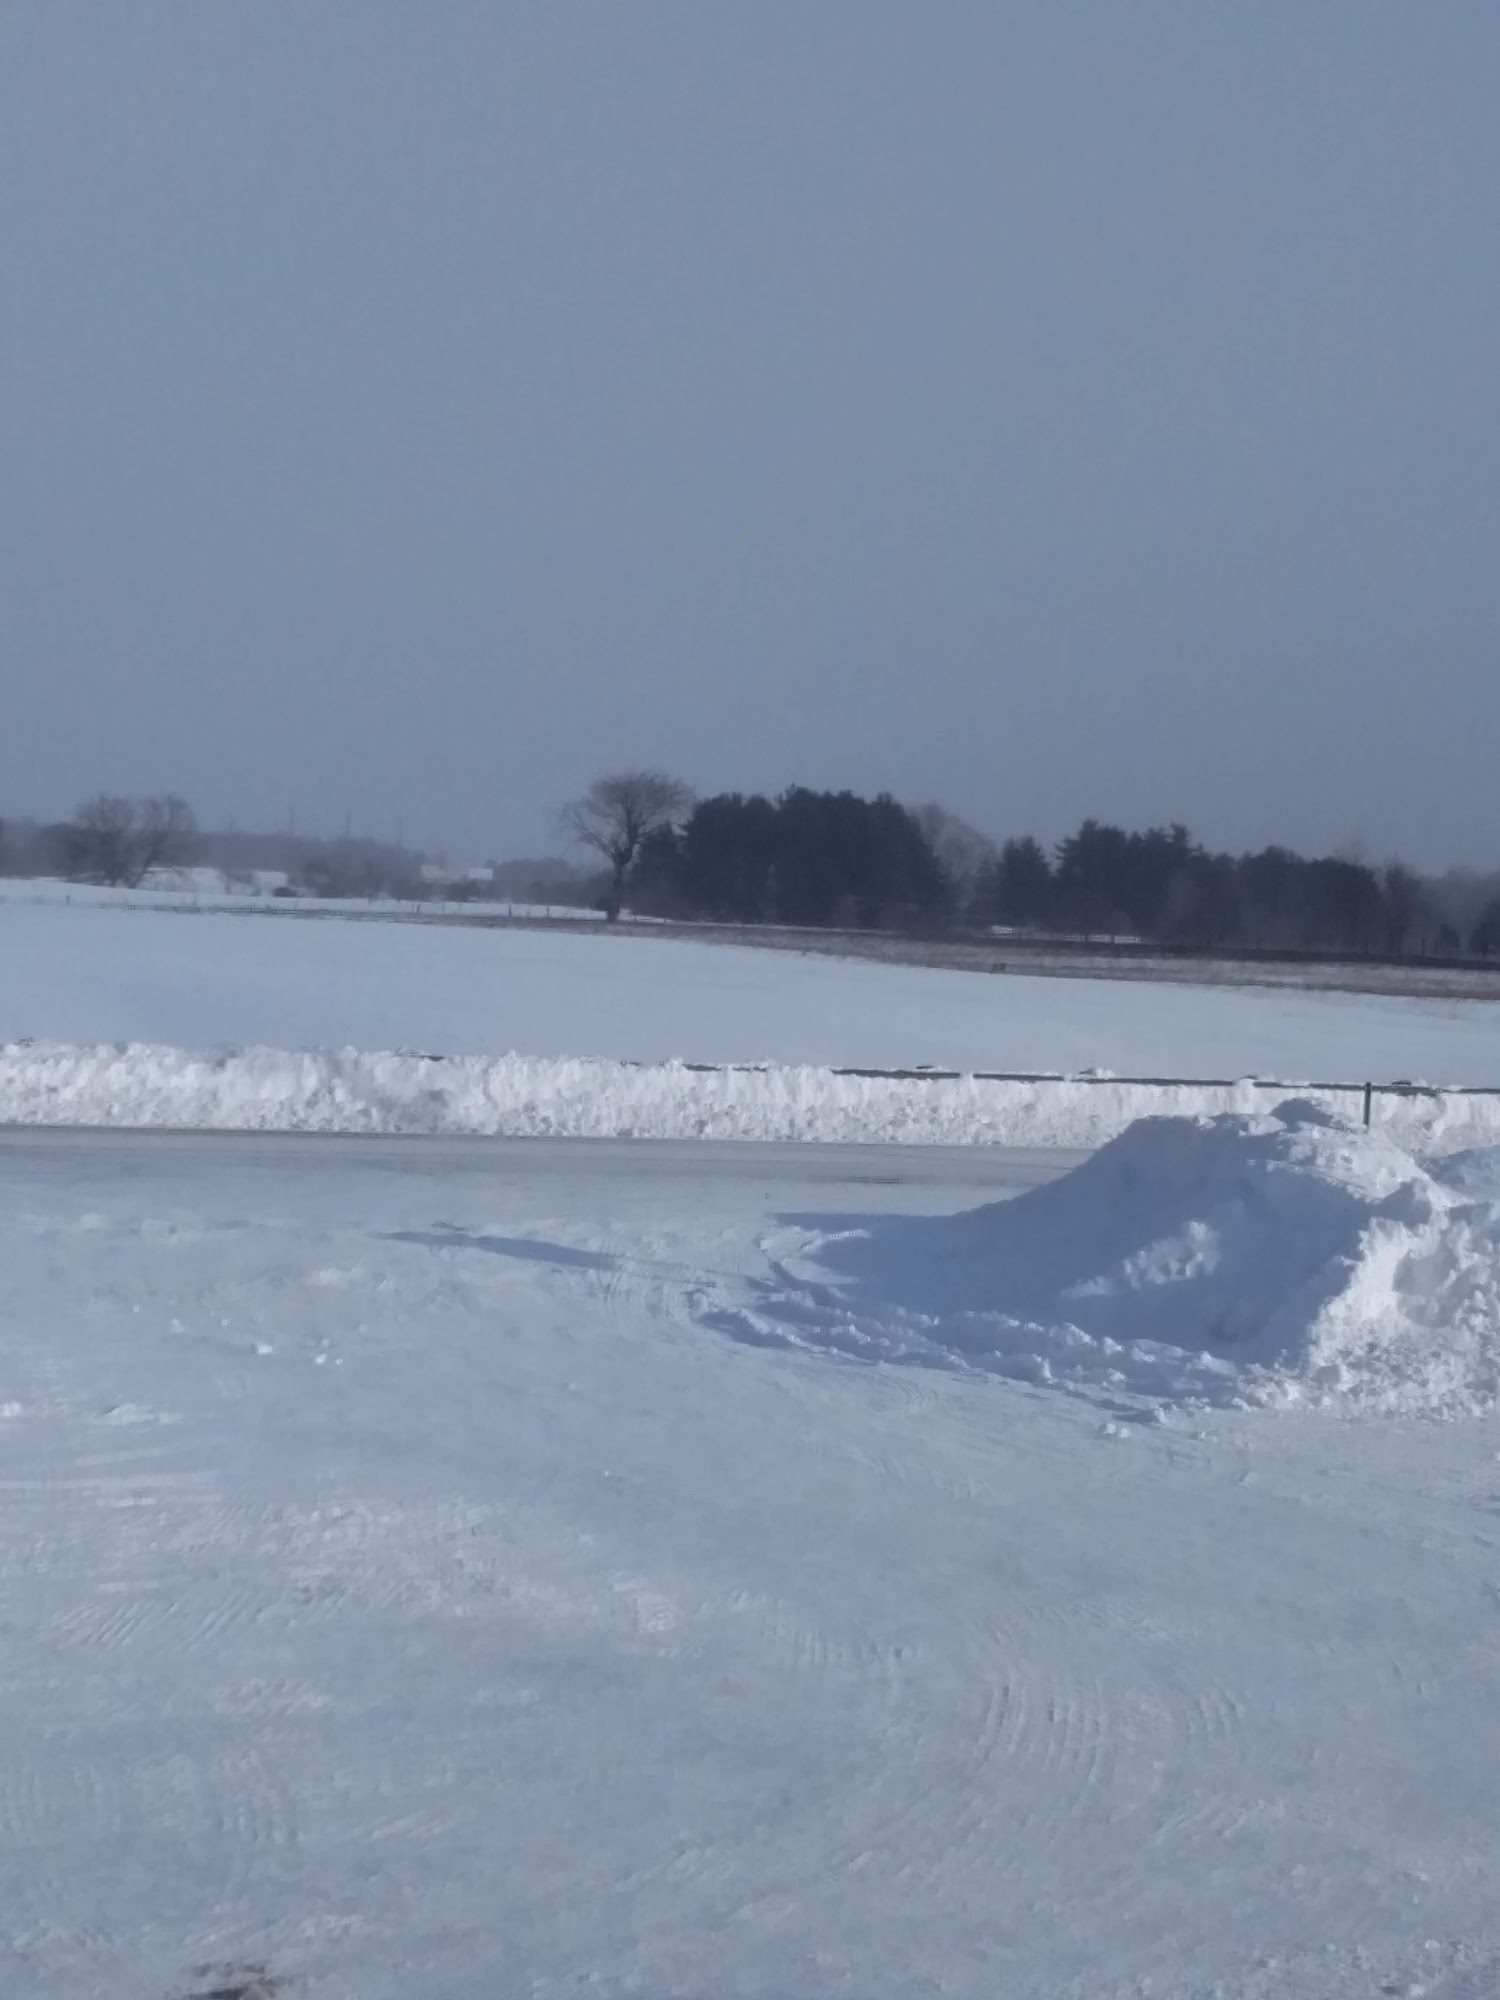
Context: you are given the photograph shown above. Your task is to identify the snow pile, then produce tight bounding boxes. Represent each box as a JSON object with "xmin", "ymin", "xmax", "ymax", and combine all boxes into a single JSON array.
[
  {"xmin": 2, "ymin": 1039, "xmax": 1500, "ymax": 1153},
  {"xmin": 786, "ymin": 1101, "xmax": 1500, "ymax": 1414}
]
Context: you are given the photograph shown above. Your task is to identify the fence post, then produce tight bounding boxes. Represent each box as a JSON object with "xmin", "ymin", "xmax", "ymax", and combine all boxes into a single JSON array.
[{"xmin": 1362, "ymin": 1081, "xmax": 1373, "ymax": 1128}]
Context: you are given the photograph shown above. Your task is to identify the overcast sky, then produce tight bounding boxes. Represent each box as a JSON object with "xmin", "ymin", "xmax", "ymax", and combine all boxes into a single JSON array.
[{"xmin": 4, "ymin": 4, "xmax": 1498, "ymax": 868}]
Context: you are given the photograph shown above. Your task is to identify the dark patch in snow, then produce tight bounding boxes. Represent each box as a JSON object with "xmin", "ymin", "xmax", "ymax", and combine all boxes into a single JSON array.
[
  {"xmin": 384, "ymin": 1224, "xmax": 619, "ymax": 1272},
  {"xmin": 181, "ymin": 1965, "xmax": 286, "ymax": 2000}
]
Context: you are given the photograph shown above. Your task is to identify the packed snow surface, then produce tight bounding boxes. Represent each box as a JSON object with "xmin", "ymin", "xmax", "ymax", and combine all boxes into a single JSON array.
[
  {"xmin": 5, "ymin": 1130, "xmax": 1500, "ymax": 2000},
  {"xmin": 775, "ymin": 1100, "xmax": 1500, "ymax": 1414},
  {"xmin": 7, "ymin": 894, "xmax": 1500, "ymax": 1076}
]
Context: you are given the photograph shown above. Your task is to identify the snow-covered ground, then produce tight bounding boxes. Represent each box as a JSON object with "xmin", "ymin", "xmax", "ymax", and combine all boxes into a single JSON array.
[
  {"xmin": 0, "ymin": 872, "xmax": 582, "ymax": 922},
  {"xmin": 11, "ymin": 883, "xmax": 1500, "ymax": 1994},
  {"xmin": 5, "ymin": 895, "xmax": 1500, "ymax": 1149},
  {"xmin": 5, "ymin": 892, "xmax": 1500, "ymax": 1077},
  {"xmin": 5, "ymin": 1126, "xmax": 1500, "ymax": 2000},
  {"xmin": 6, "ymin": 891, "xmax": 1494, "ymax": 1154}
]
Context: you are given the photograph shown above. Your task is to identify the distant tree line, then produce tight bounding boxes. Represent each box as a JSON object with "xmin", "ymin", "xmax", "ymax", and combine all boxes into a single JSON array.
[
  {"xmin": 7, "ymin": 780, "xmax": 1500, "ymax": 961},
  {"xmin": 0, "ymin": 794, "xmax": 201, "ymax": 889},
  {"xmin": 969, "ymin": 821, "xmax": 1459, "ymax": 958},
  {"xmin": 0, "ymin": 795, "xmax": 618, "ymax": 908},
  {"xmin": 630, "ymin": 787, "xmax": 949, "ymax": 929},
  {"xmin": 0, "ymin": 798, "xmax": 430, "ymax": 901},
  {"xmin": 562, "ymin": 773, "xmax": 1500, "ymax": 960}
]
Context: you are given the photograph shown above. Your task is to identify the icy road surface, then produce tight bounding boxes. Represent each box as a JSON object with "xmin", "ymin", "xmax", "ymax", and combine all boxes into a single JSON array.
[{"xmin": 4, "ymin": 1131, "xmax": 1500, "ymax": 2000}]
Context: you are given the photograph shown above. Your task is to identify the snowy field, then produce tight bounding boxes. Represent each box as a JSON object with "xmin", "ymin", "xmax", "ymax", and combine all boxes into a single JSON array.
[
  {"xmin": 6, "ymin": 1124, "xmax": 1500, "ymax": 2000},
  {"xmin": 7, "ymin": 894, "xmax": 1500, "ymax": 1077},
  {"xmin": 4, "ymin": 899, "xmax": 1500, "ymax": 1154},
  {"xmin": 0, "ymin": 873, "xmax": 585, "ymax": 924}
]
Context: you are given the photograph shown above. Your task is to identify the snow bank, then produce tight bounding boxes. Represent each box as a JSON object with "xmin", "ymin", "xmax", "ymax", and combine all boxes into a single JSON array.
[
  {"xmin": 785, "ymin": 1101, "xmax": 1500, "ymax": 1415},
  {"xmin": 8, "ymin": 1042, "xmax": 1500, "ymax": 1413},
  {"xmin": 2, "ymin": 1039, "xmax": 1500, "ymax": 1154}
]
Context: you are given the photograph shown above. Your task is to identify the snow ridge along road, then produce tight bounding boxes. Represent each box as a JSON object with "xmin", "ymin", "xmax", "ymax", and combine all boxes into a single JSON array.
[{"xmin": 5, "ymin": 1038, "xmax": 1500, "ymax": 1152}]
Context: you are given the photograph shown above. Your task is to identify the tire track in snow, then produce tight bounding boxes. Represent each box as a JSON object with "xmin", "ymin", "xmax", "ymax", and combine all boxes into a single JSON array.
[
  {"xmin": 45, "ymin": 1494, "xmax": 272, "ymax": 1661},
  {"xmin": 683, "ymin": 1551, "xmax": 1268, "ymax": 1928},
  {"xmin": 671, "ymin": 1241, "xmax": 1298, "ymax": 1921},
  {"xmin": 127, "ymin": 1737, "xmax": 299, "ymax": 1901},
  {"xmin": 0, "ymin": 1732, "xmax": 297, "ymax": 1944},
  {"xmin": 586, "ymin": 1233, "xmax": 1270, "ymax": 1908}
]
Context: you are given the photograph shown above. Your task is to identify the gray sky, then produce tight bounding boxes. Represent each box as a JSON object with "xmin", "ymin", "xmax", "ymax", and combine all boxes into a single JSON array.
[{"xmin": 4, "ymin": 4, "xmax": 1498, "ymax": 868}]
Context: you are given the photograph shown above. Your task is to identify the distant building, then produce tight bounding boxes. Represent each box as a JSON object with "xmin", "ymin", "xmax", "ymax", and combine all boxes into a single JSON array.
[{"xmin": 417, "ymin": 862, "xmax": 496, "ymax": 895}]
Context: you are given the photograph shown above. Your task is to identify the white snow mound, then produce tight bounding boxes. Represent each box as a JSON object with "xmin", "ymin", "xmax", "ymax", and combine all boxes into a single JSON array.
[{"xmin": 792, "ymin": 1100, "xmax": 1500, "ymax": 1415}]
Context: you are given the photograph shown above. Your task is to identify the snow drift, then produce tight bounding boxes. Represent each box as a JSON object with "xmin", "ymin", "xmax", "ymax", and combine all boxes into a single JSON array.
[
  {"xmin": 1, "ymin": 1039, "xmax": 1499, "ymax": 1154},
  {"xmin": 779, "ymin": 1100, "xmax": 1500, "ymax": 1415}
]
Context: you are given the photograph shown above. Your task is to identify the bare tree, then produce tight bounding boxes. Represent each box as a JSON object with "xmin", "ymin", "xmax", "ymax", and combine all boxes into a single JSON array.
[
  {"xmin": 561, "ymin": 771, "xmax": 692, "ymax": 922},
  {"xmin": 132, "ymin": 794, "xmax": 198, "ymax": 883},
  {"xmin": 61, "ymin": 793, "xmax": 198, "ymax": 887},
  {"xmin": 61, "ymin": 796, "xmax": 133, "ymax": 885}
]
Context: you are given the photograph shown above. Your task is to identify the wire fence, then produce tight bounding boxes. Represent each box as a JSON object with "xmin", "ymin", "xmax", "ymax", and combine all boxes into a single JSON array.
[
  {"xmin": 7, "ymin": 892, "xmax": 1498, "ymax": 1128},
  {"xmin": 672, "ymin": 1065, "xmax": 1500, "ymax": 1127}
]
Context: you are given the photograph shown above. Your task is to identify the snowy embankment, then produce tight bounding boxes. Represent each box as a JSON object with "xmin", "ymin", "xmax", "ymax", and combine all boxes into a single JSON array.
[{"xmin": 4, "ymin": 1038, "xmax": 1500, "ymax": 1152}]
